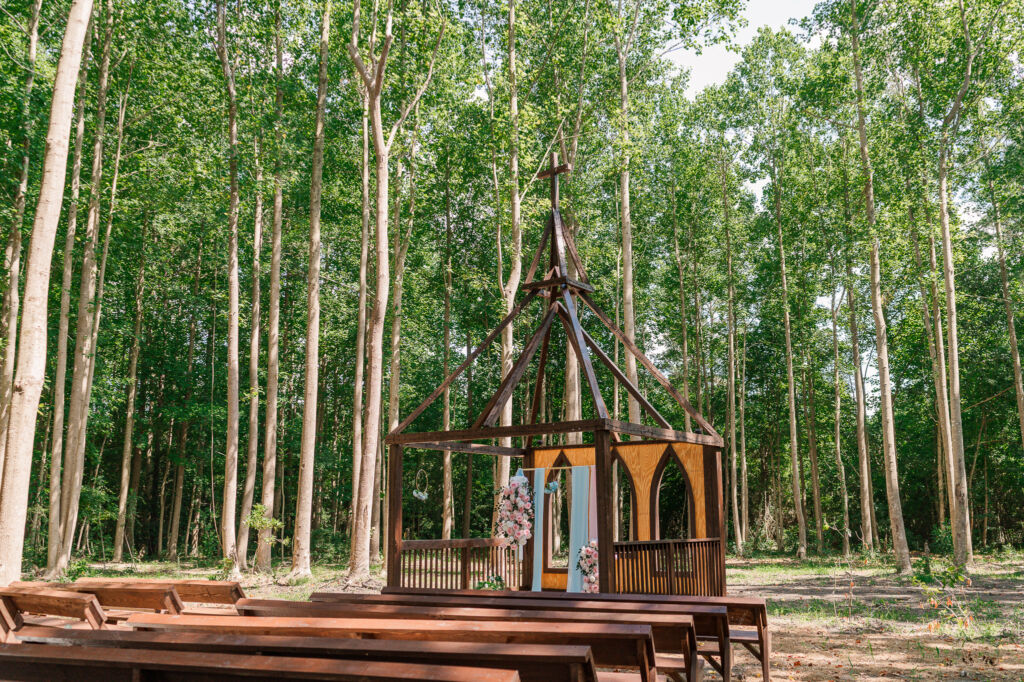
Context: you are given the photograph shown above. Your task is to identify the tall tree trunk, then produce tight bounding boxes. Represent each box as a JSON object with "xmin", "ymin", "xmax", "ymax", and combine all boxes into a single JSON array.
[
  {"xmin": 442, "ymin": 158, "xmax": 453, "ymax": 540},
  {"xmin": 113, "ymin": 223, "xmax": 148, "ymax": 561},
  {"xmin": 237, "ymin": 140, "xmax": 265, "ymax": 570},
  {"xmin": 840, "ymin": 140, "xmax": 874, "ymax": 552},
  {"xmin": 256, "ymin": 8, "xmax": 285, "ymax": 572},
  {"xmin": 804, "ymin": 363, "xmax": 823, "ymax": 553},
  {"xmin": 988, "ymin": 177, "xmax": 1024, "ymax": 452},
  {"xmin": 496, "ymin": 0, "xmax": 523, "ymax": 495},
  {"xmin": 721, "ymin": 152, "xmax": 741, "ymax": 554},
  {"xmin": 851, "ymin": 0, "xmax": 911, "ymax": 572},
  {"xmin": 670, "ymin": 198, "xmax": 692, "ymax": 433},
  {"xmin": 0, "ymin": 0, "xmax": 95, "ymax": 587},
  {"xmin": 462, "ymin": 332, "xmax": 474, "ymax": 538},
  {"xmin": 289, "ymin": 0, "xmax": 330, "ymax": 581},
  {"xmin": 216, "ymin": 0, "xmax": 241, "ymax": 575},
  {"xmin": 46, "ymin": 18, "xmax": 93, "ymax": 572},
  {"xmin": 51, "ymin": 0, "xmax": 115, "ymax": 577},
  {"xmin": 349, "ymin": 90, "xmax": 370, "ymax": 539},
  {"xmin": 772, "ymin": 160, "xmax": 807, "ymax": 560},
  {"xmin": 740, "ymin": 327, "xmax": 748, "ymax": 542},
  {"xmin": 831, "ymin": 288, "xmax": 851, "ymax": 557},
  {"xmin": 0, "ymin": 0, "xmax": 42, "ymax": 481}
]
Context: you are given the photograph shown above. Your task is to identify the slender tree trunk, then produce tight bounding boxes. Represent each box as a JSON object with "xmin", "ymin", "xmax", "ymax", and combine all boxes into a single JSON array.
[
  {"xmin": 256, "ymin": 9, "xmax": 285, "ymax": 572},
  {"xmin": 0, "ymin": 0, "xmax": 42, "ymax": 482},
  {"xmin": 442, "ymin": 159, "xmax": 453, "ymax": 540},
  {"xmin": 350, "ymin": 91, "xmax": 370, "ymax": 539},
  {"xmin": 616, "ymin": 41, "xmax": 640, "ymax": 428},
  {"xmin": 988, "ymin": 178, "xmax": 1024, "ymax": 452},
  {"xmin": 804, "ymin": 363, "xmax": 823, "ymax": 553},
  {"xmin": 462, "ymin": 332, "xmax": 474, "ymax": 538},
  {"xmin": 496, "ymin": 0, "xmax": 523, "ymax": 496},
  {"xmin": 289, "ymin": 0, "xmax": 330, "ymax": 581},
  {"xmin": 671, "ymin": 200, "xmax": 692, "ymax": 433},
  {"xmin": 46, "ymin": 19, "xmax": 93, "ymax": 572},
  {"xmin": 113, "ymin": 225, "xmax": 148, "ymax": 561},
  {"xmin": 721, "ymin": 152, "xmax": 741, "ymax": 554},
  {"xmin": 740, "ymin": 327, "xmax": 748, "ymax": 542},
  {"xmin": 831, "ymin": 289, "xmax": 851, "ymax": 557},
  {"xmin": 216, "ymin": 0, "xmax": 242, "ymax": 575},
  {"xmin": 772, "ymin": 160, "xmax": 807, "ymax": 559},
  {"xmin": 0, "ymin": 0, "xmax": 95, "ymax": 587},
  {"xmin": 851, "ymin": 0, "xmax": 911, "ymax": 571},
  {"xmin": 237, "ymin": 140, "xmax": 264, "ymax": 570},
  {"xmin": 51, "ymin": 0, "xmax": 115, "ymax": 577}
]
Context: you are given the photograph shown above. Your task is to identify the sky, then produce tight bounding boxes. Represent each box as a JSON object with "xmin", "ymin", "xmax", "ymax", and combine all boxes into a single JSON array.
[{"xmin": 668, "ymin": 0, "xmax": 821, "ymax": 98}]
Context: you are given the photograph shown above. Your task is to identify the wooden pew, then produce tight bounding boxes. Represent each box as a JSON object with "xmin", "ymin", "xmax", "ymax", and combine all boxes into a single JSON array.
[
  {"xmin": 236, "ymin": 597, "xmax": 698, "ymax": 666},
  {"xmin": 0, "ymin": 587, "xmax": 106, "ymax": 641},
  {"xmin": 16, "ymin": 625, "xmax": 597, "ymax": 682},
  {"xmin": 13, "ymin": 581, "xmax": 184, "ymax": 619},
  {"xmin": 371, "ymin": 587, "xmax": 765, "ymax": 680},
  {"xmin": 0, "ymin": 642, "xmax": 519, "ymax": 681},
  {"xmin": 74, "ymin": 577, "xmax": 245, "ymax": 606},
  {"xmin": 125, "ymin": 612, "xmax": 661, "ymax": 682},
  {"xmin": 307, "ymin": 591, "xmax": 724, "ymax": 681}
]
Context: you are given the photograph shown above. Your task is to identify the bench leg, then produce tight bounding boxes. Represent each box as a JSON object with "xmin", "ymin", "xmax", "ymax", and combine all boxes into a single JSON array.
[{"xmin": 761, "ymin": 630, "xmax": 771, "ymax": 681}]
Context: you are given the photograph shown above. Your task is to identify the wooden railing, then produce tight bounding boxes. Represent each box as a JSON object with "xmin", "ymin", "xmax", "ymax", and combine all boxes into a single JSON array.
[
  {"xmin": 613, "ymin": 538, "xmax": 724, "ymax": 596},
  {"xmin": 398, "ymin": 538, "xmax": 523, "ymax": 591}
]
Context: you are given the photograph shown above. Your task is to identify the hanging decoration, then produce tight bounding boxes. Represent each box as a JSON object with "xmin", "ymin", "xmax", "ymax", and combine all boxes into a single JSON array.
[
  {"xmin": 577, "ymin": 541, "xmax": 599, "ymax": 593},
  {"xmin": 412, "ymin": 469, "xmax": 429, "ymax": 501},
  {"xmin": 494, "ymin": 472, "xmax": 533, "ymax": 548}
]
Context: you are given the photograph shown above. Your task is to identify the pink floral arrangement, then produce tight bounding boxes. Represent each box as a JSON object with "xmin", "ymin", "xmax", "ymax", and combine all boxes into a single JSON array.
[
  {"xmin": 494, "ymin": 477, "xmax": 533, "ymax": 548},
  {"xmin": 577, "ymin": 540, "xmax": 599, "ymax": 593}
]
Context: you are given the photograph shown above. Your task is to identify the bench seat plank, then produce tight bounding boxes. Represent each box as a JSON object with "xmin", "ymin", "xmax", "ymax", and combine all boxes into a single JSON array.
[{"xmin": 0, "ymin": 642, "xmax": 519, "ymax": 681}]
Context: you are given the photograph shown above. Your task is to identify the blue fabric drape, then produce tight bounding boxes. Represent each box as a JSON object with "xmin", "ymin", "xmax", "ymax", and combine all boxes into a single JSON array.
[
  {"xmin": 567, "ymin": 465, "xmax": 591, "ymax": 592},
  {"xmin": 531, "ymin": 467, "xmax": 545, "ymax": 591}
]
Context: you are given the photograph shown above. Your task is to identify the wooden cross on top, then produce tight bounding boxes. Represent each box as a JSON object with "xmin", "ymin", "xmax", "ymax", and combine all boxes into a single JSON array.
[{"xmin": 538, "ymin": 151, "xmax": 572, "ymax": 209}]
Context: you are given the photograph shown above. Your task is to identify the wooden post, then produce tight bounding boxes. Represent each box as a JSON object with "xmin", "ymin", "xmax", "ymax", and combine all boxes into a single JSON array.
[
  {"xmin": 522, "ymin": 447, "xmax": 535, "ymax": 590},
  {"xmin": 594, "ymin": 429, "xmax": 616, "ymax": 592},
  {"xmin": 703, "ymin": 444, "xmax": 726, "ymax": 595},
  {"xmin": 386, "ymin": 443, "xmax": 403, "ymax": 587}
]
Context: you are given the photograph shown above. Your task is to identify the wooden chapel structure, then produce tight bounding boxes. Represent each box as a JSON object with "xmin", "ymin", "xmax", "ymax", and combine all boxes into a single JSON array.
[{"xmin": 384, "ymin": 153, "xmax": 727, "ymax": 596}]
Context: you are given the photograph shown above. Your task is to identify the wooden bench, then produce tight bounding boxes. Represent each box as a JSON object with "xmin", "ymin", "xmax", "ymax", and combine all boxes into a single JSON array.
[
  {"xmin": 0, "ymin": 642, "xmax": 519, "ymax": 681},
  {"xmin": 307, "ymin": 592, "xmax": 723, "ymax": 681},
  {"xmin": 125, "ymin": 612, "xmax": 662, "ymax": 682},
  {"xmin": 16, "ymin": 625, "xmax": 596, "ymax": 682},
  {"xmin": 75, "ymin": 577, "xmax": 245, "ymax": 605},
  {"xmin": 373, "ymin": 587, "xmax": 768, "ymax": 680},
  {"xmin": 0, "ymin": 587, "xmax": 106, "ymax": 640},
  {"xmin": 13, "ymin": 581, "xmax": 184, "ymax": 619},
  {"xmin": 236, "ymin": 597, "xmax": 699, "ymax": 668}
]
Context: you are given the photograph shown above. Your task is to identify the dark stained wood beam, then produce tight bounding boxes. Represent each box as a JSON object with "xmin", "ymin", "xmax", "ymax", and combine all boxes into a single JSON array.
[
  {"xmin": 557, "ymin": 289, "xmax": 608, "ymax": 419},
  {"xmin": 554, "ymin": 210, "xmax": 589, "ymax": 284},
  {"xmin": 476, "ymin": 304, "xmax": 560, "ymax": 428},
  {"xmin": 523, "ymin": 216, "xmax": 552, "ymax": 285},
  {"xmin": 391, "ymin": 289, "xmax": 539, "ymax": 435},
  {"xmin": 578, "ymin": 291, "xmax": 720, "ymax": 440},
  {"xmin": 520, "ymin": 276, "xmax": 594, "ymax": 293},
  {"xmin": 578, "ymin": 326, "xmax": 672, "ymax": 430},
  {"xmin": 403, "ymin": 442, "xmax": 527, "ymax": 457},
  {"xmin": 385, "ymin": 419, "xmax": 607, "ymax": 446},
  {"xmin": 605, "ymin": 419, "xmax": 723, "ymax": 448}
]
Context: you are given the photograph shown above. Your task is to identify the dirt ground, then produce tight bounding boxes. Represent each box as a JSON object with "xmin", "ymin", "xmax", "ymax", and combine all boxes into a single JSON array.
[{"xmin": 80, "ymin": 552, "xmax": 1024, "ymax": 681}]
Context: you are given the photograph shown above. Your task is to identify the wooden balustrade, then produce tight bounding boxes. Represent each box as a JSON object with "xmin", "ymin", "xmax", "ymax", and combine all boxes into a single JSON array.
[
  {"xmin": 398, "ymin": 538, "xmax": 523, "ymax": 591},
  {"xmin": 613, "ymin": 538, "xmax": 724, "ymax": 596}
]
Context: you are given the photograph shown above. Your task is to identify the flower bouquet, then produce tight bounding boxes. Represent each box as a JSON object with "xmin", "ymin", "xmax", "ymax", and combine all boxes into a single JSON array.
[
  {"xmin": 577, "ymin": 540, "xmax": 599, "ymax": 593},
  {"xmin": 494, "ymin": 476, "xmax": 533, "ymax": 549}
]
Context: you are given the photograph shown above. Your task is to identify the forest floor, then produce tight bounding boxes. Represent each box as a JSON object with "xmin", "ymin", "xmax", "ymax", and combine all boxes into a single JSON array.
[{"xmin": 70, "ymin": 550, "xmax": 1024, "ymax": 681}]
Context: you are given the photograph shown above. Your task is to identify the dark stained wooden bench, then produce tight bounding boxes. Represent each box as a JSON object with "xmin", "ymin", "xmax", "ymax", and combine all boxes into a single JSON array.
[
  {"xmin": 371, "ymin": 587, "xmax": 768, "ymax": 681},
  {"xmin": 308, "ymin": 591, "xmax": 723, "ymax": 681},
  {"xmin": 75, "ymin": 577, "xmax": 245, "ymax": 605},
  {"xmin": 13, "ymin": 581, "xmax": 184, "ymax": 619},
  {"xmin": 125, "ymin": 612, "xmax": 661, "ymax": 682},
  {"xmin": 236, "ymin": 597, "xmax": 699, "ymax": 668},
  {"xmin": 16, "ymin": 625, "xmax": 596, "ymax": 682},
  {"xmin": 0, "ymin": 641, "xmax": 519, "ymax": 681},
  {"xmin": 0, "ymin": 587, "xmax": 106, "ymax": 640}
]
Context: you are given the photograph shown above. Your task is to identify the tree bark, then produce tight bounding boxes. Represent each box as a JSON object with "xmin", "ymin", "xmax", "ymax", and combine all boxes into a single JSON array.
[
  {"xmin": 831, "ymin": 288, "xmax": 851, "ymax": 556},
  {"xmin": 772, "ymin": 158, "xmax": 807, "ymax": 560},
  {"xmin": 670, "ymin": 197, "xmax": 692, "ymax": 433},
  {"xmin": 0, "ymin": 0, "xmax": 95, "ymax": 587},
  {"xmin": 442, "ymin": 158, "xmax": 453, "ymax": 540},
  {"xmin": 289, "ymin": 0, "xmax": 330, "ymax": 581},
  {"xmin": 237, "ymin": 138, "xmax": 265, "ymax": 570},
  {"xmin": 720, "ymin": 151, "xmax": 741, "ymax": 554},
  {"xmin": 851, "ymin": 0, "xmax": 911, "ymax": 571},
  {"xmin": 804, "ymin": 362, "xmax": 823, "ymax": 553},
  {"xmin": 0, "ymin": 0, "xmax": 42, "ymax": 482},
  {"xmin": 349, "ymin": 89, "xmax": 370, "ymax": 540},
  {"xmin": 256, "ymin": 8, "xmax": 285, "ymax": 572},
  {"xmin": 113, "ymin": 220, "xmax": 148, "ymax": 561},
  {"xmin": 216, "ymin": 0, "xmax": 242, "ymax": 576},
  {"xmin": 740, "ymin": 326, "xmax": 748, "ymax": 542},
  {"xmin": 52, "ymin": 0, "xmax": 115, "ymax": 577}
]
